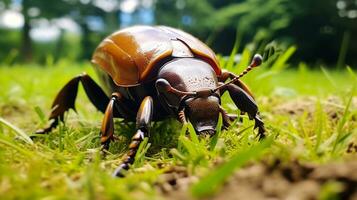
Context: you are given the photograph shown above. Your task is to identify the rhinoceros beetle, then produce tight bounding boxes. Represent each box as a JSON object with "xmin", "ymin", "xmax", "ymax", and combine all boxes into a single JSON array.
[{"xmin": 35, "ymin": 25, "xmax": 266, "ymax": 177}]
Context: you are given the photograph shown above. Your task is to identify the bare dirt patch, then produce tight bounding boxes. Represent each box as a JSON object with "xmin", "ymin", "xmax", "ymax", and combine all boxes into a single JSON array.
[
  {"xmin": 158, "ymin": 160, "xmax": 357, "ymax": 200},
  {"xmin": 273, "ymin": 96, "xmax": 357, "ymax": 120}
]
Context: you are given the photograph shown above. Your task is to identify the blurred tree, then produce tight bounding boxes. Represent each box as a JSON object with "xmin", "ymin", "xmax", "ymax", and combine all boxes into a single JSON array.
[
  {"xmin": 11, "ymin": 0, "xmax": 119, "ymax": 62},
  {"xmin": 19, "ymin": 0, "xmax": 72, "ymax": 62},
  {"xmin": 1, "ymin": 0, "xmax": 356, "ymax": 66},
  {"xmin": 21, "ymin": 0, "xmax": 32, "ymax": 61},
  {"xmin": 278, "ymin": 0, "xmax": 357, "ymax": 66},
  {"xmin": 154, "ymin": 0, "xmax": 357, "ymax": 67},
  {"xmin": 154, "ymin": 0, "xmax": 290, "ymax": 55},
  {"xmin": 65, "ymin": 0, "xmax": 120, "ymax": 60}
]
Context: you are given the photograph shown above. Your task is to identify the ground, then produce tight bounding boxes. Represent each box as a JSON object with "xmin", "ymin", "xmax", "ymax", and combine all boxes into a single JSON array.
[{"xmin": 0, "ymin": 58, "xmax": 356, "ymax": 199}]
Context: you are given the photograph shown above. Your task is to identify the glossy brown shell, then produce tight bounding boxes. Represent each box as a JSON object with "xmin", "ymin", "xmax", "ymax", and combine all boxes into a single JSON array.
[{"xmin": 91, "ymin": 25, "xmax": 221, "ymax": 86}]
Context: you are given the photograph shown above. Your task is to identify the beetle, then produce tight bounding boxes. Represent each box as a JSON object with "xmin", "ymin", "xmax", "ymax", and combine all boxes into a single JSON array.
[{"xmin": 34, "ymin": 25, "xmax": 266, "ymax": 177}]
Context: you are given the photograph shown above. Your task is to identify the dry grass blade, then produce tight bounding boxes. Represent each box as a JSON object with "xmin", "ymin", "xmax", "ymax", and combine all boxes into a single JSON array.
[{"xmin": 0, "ymin": 117, "xmax": 33, "ymax": 145}]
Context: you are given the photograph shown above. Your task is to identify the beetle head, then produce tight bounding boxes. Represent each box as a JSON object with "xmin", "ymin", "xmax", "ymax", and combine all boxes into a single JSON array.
[
  {"xmin": 156, "ymin": 78, "xmax": 220, "ymax": 136},
  {"xmin": 184, "ymin": 95, "xmax": 220, "ymax": 136}
]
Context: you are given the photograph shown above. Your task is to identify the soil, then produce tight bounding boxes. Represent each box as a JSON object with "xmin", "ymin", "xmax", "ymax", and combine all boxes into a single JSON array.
[
  {"xmin": 273, "ymin": 96, "xmax": 357, "ymax": 120},
  {"xmin": 157, "ymin": 160, "xmax": 357, "ymax": 200}
]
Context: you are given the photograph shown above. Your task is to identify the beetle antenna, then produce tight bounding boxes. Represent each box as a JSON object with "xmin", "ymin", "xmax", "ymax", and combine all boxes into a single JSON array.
[
  {"xmin": 156, "ymin": 78, "xmax": 196, "ymax": 97},
  {"xmin": 213, "ymin": 54, "xmax": 262, "ymax": 92},
  {"xmin": 235, "ymin": 54, "xmax": 262, "ymax": 79}
]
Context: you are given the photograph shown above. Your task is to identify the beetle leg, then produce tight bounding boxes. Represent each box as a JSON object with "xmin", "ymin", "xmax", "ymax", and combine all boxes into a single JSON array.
[
  {"xmin": 112, "ymin": 96, "xmax": 153, "ymax": 177},
  {"xmin": 222, "ymin": 84, "xmax": 266, "ymax": 139},
  {"xmin": 218, "ymin": 70, "xmax": 255, "ymax": 99},
  {"xmin": 219, "ymin": 106, "xmax": 232, "ymax": 129},
  {"xmin": 100, "ymin": 93, "xmax": 118, "ymax": 152},
  {"xmin": 178, "ymin": 108, "xmax": 187, "ymax": 124},
  {"xmin": 100, "ymin": 92, "xmax": 137, "ymax": 152},
  {"xmin": 227, "ymin": 113, "xmax": 243, "ymax": 122},
  {"xmin": 34, "ymin": 73, "xmax": 110, "ymax": 136},
  {"xmin": 217, "ymin": 82, "xmax": 243, "ymax": 124}
]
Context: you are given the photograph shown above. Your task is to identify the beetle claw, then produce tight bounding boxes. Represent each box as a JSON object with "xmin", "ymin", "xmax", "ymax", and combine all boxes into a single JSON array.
[
  {"xmin": 100, "ymin": 141, "xmax": 110, "ymax": 157},
  {"xmin": 35, "ymin": 129, "xmax": 44, "ymax": 134},
  {"xmin": 254, "ymin": 114, "xmax": 266, "ymax": 140},
  {"xmin": 31, "ymin": 126, "xmax": 54, "ymax": 139}
]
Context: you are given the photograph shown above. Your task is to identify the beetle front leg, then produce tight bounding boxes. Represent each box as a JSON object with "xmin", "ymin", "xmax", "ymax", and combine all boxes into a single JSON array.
[
  {"xmin": 100, "ymin": 92, "xmax": 137, "ymax": 152},
  {"xmin": 34, "ymin": 73, "xmax": 110, "ymax": 136},
  {"xmin": 222, "ymin": 84, "xmax": 266, "ymax": 139},
  {"xmin": 218, "ymin": 70, "xmax": 255, "ymax": 98},
  {"xmin": 112, "ymin": 96, "xmax": 153, "ymax": 177},
  {"xmin": 100, "ymin": 93, "xmax": 117, "ymax": 152}
]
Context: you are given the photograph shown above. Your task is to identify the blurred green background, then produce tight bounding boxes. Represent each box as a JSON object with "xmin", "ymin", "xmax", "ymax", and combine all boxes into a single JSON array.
[{"xmin": 0, "ymin": 0, "xmax": 356, "ymax": 67}]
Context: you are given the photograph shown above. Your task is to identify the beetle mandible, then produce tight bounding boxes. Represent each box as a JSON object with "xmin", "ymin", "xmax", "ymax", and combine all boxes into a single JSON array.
[{"xmin": 35, "ymin": 25, "xmax": 266, "ymax": 177}]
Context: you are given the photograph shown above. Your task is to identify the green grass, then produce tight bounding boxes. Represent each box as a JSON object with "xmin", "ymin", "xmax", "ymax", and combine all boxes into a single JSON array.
[{"xmin": 0, "ymin": 56, "xmax": 356, "ymax": 199}]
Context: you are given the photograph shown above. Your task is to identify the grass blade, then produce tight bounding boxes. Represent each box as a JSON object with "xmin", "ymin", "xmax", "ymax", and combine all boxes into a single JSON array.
[
  {"xmin": 134, "ymin": 137, "xmax": 151, "ymax": 168},
  {"xmin": 270, "ymin": 45, "xmax": 296, "ymax": 71},
  {"xmin": 332, "ymin": 87, "xmax": 355, "ymax": 153},
  {"xmin": 34, "ymin": 106, "xmax": 46, "ymax": 124},
  {"xmin": 188, "ymin": 122, "xmax": 199, "ymax": 144},
  {"xmin": 0, "ymin": 137, "xmax": 33, "ymax": 156},
  {"xmin": 210, "ymin": 114, "xmax": 222, "ymax": 151},
  {"xmin": 321, "ymin": 67, "xmax": 337, "ymax": 88},
  {"xmin": 0, "ymin": 117, "xmax": 33, "ymax": 145},
  {"xmin": 225, "ymin": 37, "xmax": 240, "ymax": 70},
  {"xmin": 337, "ymin": 31, "xmax": 350, "ymax": 69}
]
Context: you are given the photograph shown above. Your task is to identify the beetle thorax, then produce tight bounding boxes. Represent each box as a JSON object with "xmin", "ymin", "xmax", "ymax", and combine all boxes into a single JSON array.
[{"xmin": 158, "ymin": 58, "xmax": 218, "ymax": 92}]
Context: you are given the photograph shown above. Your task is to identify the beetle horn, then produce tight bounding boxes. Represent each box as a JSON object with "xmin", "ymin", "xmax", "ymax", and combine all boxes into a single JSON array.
[{"xmin": 212, "ymin": 54, "xmax": 263, "ymax": 92}]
